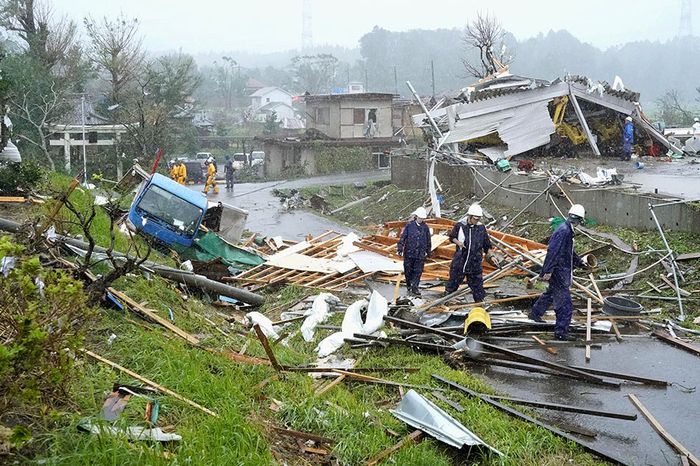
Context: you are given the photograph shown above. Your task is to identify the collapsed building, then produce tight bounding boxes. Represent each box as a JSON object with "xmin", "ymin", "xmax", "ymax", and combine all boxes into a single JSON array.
[{"xmin": 412, "ymin": 73, "xmax": 683, "ymax": 162}]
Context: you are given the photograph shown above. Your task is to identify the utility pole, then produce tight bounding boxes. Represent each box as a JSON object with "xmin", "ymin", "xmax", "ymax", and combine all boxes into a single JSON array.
[
  {"xmin": 81, "ymin": 94, "xmax": 88, "ymax": 185},
  {"xmin": 394, "ymin": 66, "xmax": 398, "ymax": 95},
  {"xmin": 431, "ymin": 60, "xmax": 436, "ymax": 98}
]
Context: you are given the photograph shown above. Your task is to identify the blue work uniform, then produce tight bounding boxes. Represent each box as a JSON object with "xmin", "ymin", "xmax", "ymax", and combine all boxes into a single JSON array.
[
  {"xmin": 530, "ymin": 221, "xmax": 585, "ymax": 338},
  {"xmin": 397, "ymin": 220, "xmax": 432, "ymax": 293},
  {"xmin": 622, "ymin": 121, "xmax": 634, "ymax": 160},
  {"xmin": 224, "ymin": 159, "xmax": 234, "ymax": 190},
  {"xmin": 444, "ymin": 222, "xmax": 491, "ymax": 302}
]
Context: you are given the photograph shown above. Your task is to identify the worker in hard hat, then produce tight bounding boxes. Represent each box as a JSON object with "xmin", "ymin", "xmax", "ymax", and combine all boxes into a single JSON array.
[
  {"xmin": 529, "ymin": 204, "xmax": 589, "ymax": 341},
  {"xmin": 202, "ymin": 157, "xmax": 219, "ymax": 195},
  {"xmin": 692, "ymin": 117, "xmax": 700, "ymax": 136},
  {"xmin": 397, "ymin": 206, "xmax": 432, "ymax": 297},
  {"xmin": 444, "ymin": 203, "xmax": 494, "ymax": 302},
  {"xmin": 174, "ymin": 160, "xmax": 187, "ymax": 185},
  {"xmin": 621, "ymin": 116, "xmax": 634, "ymax": 161}
]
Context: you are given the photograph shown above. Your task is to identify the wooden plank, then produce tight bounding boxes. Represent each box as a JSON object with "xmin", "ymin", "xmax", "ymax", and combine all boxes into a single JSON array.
[
  {"xmin": 660, "ymin": 274, "xmax": 691, "ymax": 297},
  {"xmin": 108, "ymin": 287, "xmax": 200, "ymax": 346},
  {"xmin": 586, "ymin": 298, "xmax": 592, "ymax": 362},
  {"xmin": 652, "ymin": 330, "xmax": 700, "ymax": 357},
  {"xmin": 253, "ymin": 324, "xmax": 283, "ymax": 371},
  {"xmin": 366, "ymin": 430, "xmax": 423, "ymax": 466},
  {"xmin": 628, "ymin": 394, "xmax": 700, "ymax": 465},
  {"xmin": 82, "ymin": 349, "xmax": 218, "ymax": 417},
  {"xmin": 392, "ymin": 275, "xmax": 401, "ymax": 304},
  {"xmin": 487, "ymin": 394, "xmax": 637, "ymax": 420},
  {"xmin": 611, "ymin": 321, "xmax": 623, "ymax": 342},
  {"xmin": 589, "ymin": 273, "xmax": 605, "ymax": 303}
]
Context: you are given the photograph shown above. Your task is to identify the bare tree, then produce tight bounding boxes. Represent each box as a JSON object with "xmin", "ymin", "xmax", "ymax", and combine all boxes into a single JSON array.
[
  {"xmin": 83, "ymin": 14, "xmax": 145, "ymax": 107},
  {"xmin": 0, "ymin": 0, "xmax": 79, "ymax": 68},
  {"xmin": 462, "ymin": 13, "xmax": 512, "ymax": 79},
  {"xmin": 61, "ymin": 195, "xmax": 151, "ymax": 305},
  {"xmin": 9, "ymin": 80, "xmax": 60, "ymax": 170},
  {"xmin": 655, "ymin": 90, "xmax": 694, "ymax": 126},
  {"xmin": 291, "ymin": 54, "xmax": 338, "ymax": 93}
]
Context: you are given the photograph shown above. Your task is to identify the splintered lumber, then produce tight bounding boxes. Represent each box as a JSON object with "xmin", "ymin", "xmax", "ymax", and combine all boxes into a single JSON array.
[
  {"xmin": 316, "ymin": 375, "xmax": 347, "ymax": 396},
  {"xmin": 485, "ymin": 394, "xmax": 637, "ymax": 420},
  {"xmin": 589, "ymin": 273, "xmax": 605, "ymax": 303},
  {"xmin": 628, "ymin": 394, "xmax": 700, "ymax": 465},
  {"xmin": 285, "ymin": 367, "xmax": 420, "ymax": 374},
  {"xmin": 366, "ymin": 430, "xmax": 423, "ymax": 466},
  {"xmin": 652, "ymin": 330, "xmax": 700, "ymax": 357},
  {"xmin": 331, "ymin": 369, "xmax": 445, "ymax": 392},
  {"xmin": 253, "ymin": 324, "xmax": 283, "ymax": 371},
  {"xmin": 433, "ymin": 375, "xmax": 628, "ymax": 465},
  {"xmin": 107, "ymin": 287, "xmax": 200, "ymax": 346},
  {"xmin": 448, "ymin": 293, "xmax": 542, "ymax": 312},
  {"xmin": 586, "ymin": 298, "xmax": 592, "ymax": 362},
  {"xmin": 660, "ymin": 274, "xmax": 691, "ymax": 297},
  {"xmin": 82, "ymin": 349, "xmax": 218, "ymax": 417}
]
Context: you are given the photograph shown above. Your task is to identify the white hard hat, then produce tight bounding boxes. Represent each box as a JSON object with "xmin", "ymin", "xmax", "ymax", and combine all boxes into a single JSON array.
[
  {"xmin": 467, "ymin": 203, "xmax": 483, "ymax": 217},
  {"xmin": 625, "ymin": 116, "xmax": 633, "ymax": 121},
  {"xmin": 413, "ymin": 207, "xmax": 428, "ymax": 219},
  {"xmin": 695, "ymin": 118, "xmax": 699, "ymax": 122},
  {"xmin": 569, "ymin": 204, "xmax": 585, "ymax": 218}
]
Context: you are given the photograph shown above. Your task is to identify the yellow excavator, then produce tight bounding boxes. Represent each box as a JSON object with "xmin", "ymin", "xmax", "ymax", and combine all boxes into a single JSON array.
[{"xmin": 552, "ymin": 96, "xmax": 587, "ymax": 146}]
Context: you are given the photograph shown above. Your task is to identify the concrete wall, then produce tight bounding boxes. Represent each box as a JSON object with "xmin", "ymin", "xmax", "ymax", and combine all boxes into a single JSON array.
[
  {"xmin": 306, "ymin": 97, "xmax": 393, "ymax": 139},
  {"xmin": 391, "ymin": 156, "xmax": 700, "ymax": 233}
]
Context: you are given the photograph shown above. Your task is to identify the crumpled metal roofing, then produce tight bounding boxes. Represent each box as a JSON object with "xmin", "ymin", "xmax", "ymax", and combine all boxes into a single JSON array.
[{"xmin": 391, "ymin": 389, "xmax": 503, "ymax": 455}]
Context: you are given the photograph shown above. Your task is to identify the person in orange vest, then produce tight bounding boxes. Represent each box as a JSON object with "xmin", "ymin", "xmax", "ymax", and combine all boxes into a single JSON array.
[
  {"xmin": 202, "ymin": 157, "xmax": 219, "ymax": 195},
  {"xmin": 174, "ymin": 160, "xmax": 187, "ymax": 185}
]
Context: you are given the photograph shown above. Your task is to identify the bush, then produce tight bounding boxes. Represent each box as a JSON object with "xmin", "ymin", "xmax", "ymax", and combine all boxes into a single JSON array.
[
  {"xmin": 0, "ymin": 236, "xmax": 94, "ymax": 405},
  {"xmin": 0, "ymin": 162, "xmax": 45, "ymax": 195},
  {"xmin": 314, "ymin": 145, "xmax": 375, "ymax": 175}
]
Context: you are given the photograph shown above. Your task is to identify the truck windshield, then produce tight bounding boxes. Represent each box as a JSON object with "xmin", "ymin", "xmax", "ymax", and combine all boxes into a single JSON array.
[{"xmin": 136, "ymin": 184, "xmax": 203, "ymax": 235}]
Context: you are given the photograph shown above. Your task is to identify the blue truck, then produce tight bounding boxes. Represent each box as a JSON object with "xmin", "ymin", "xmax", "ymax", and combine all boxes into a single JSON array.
[{"xmin": 127, "ymin": 173, "xmax": 209, "ymax": 248}]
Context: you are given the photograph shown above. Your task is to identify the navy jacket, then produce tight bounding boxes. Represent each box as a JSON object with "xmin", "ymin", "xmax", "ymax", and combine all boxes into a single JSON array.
[
  {"xmin": 397, "ymin": 220, "xmax": 432, "ymax": 259},
  {"xmin": 448, "ymin": 222, "xmax": 491, "ymax": 274},
  {"xmin": 540, "ymin": 221, "xmax": 584, "ymax": 286}
]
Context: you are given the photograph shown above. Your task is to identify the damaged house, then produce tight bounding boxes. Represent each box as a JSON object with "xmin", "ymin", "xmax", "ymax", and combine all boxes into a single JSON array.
[{"xmin": 413, "ymin": 73, "xmax": 682, "ymax": 162}]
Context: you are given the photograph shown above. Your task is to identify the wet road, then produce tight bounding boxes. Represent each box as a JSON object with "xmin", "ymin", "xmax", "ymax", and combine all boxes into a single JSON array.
[
  {"xmin": 473, "ymin": 335, "xmax": 700, "ymax": 465},
  {"xmin": 194, "ymin": 170, "xmax": 390, "ymax": 240},
  {"xmin": 545, "ymin": 157, "xmax": 700, "ymax": 199}
]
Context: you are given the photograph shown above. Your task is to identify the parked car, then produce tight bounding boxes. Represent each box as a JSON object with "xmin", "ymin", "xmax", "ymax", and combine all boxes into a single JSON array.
[
  {"xmin": 250, "ymin": 150, "xmax": 265, "ymax": 167},
  {"xmin": 232, "ymin": 152, "xmax": 248, "ymax": 170}
]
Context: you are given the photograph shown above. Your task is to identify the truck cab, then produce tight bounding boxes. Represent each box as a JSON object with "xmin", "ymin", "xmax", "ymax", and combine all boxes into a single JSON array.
[{"xmin": 128, "ymin": 173, "xmax": 208, "ymax": 248}]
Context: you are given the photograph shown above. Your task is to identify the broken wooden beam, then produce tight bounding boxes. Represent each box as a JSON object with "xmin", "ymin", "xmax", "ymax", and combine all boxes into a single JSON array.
[
  {"xmin": 253, "ymin": 324, "xmax": 284, "ymax": 371},
  {"xmin": 652, "ymin": 330, "xmax": 700, "ymax": 357},
  {"xmin": 531, "ymin": 335, "xmax": 557, "ymax": 355},
  {"xmin": 486, "ymin": 394, "xmax": 637, "ymax": 420},
  {"xmin": 628, "ymin": 394, "xmax": 700, "ymax": 465},
  {"xmin": 366, "ymin": 430, "xmax": 423, "ymax": 466},
  {"xmin": 82, "ymin": 349, "xmax": 218, "ymax": 417}
]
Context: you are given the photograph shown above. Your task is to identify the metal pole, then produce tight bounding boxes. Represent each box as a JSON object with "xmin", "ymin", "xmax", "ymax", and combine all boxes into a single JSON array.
[
  {"xmin": 651, "ymin": 198, "xmax": 700, "ymax": 209},
  {"xmin": 648, "ymin": 204, "xmax": 684, "ymax": 320},
  {"xmin": 478, "ymin": 172, "xmax": 514, "ymax": 204},
  {"xmin": 81, "ymin": 94, "xmax": 88, "ymax": 185},
  {"xmin": 501, "ymin": 174, "xmax": 564, "ymax": 229}
]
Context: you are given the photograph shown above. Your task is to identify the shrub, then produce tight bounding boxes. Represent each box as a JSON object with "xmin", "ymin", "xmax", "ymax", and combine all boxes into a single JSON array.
[
  {"xmin": 0, "ymin": 236, "xmax": 94, "ymax": 405},
  {"xmin": 0, "ymin": 161, "xmax": 45, "ymax": 195},
  {"xmin": 314, "ymin": 145, "xmax": 375, "ymax": 175}
]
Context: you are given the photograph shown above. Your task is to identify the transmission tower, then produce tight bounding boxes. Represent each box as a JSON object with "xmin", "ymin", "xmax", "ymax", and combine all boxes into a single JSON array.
[
  {"xmin": 302, "ymin": 0, "xmax": 313, "ymax": 51},
  {"xmin": 680, "ymin": 0, "xmax": 693, "ymax": 37}
]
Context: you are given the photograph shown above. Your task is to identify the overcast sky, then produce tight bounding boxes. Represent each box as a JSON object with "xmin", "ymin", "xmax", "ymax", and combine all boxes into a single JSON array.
[{"xmin": 51, "ymin": 0, "xmax": 689, "ymax": 54}]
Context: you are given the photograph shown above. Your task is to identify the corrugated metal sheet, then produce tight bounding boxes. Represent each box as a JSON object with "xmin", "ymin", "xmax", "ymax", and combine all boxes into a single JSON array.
[{"xmin": 440, "ymin": 101, "xmax": 555, "ymax": 158}]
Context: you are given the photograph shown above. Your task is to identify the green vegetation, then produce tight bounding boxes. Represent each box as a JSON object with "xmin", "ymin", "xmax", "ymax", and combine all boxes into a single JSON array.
[{"xmin": 314, "ymin": 145, "xmax": 375, "ymax": 175}]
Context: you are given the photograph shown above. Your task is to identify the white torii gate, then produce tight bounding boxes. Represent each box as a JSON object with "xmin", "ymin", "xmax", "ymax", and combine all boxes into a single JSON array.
[{"xmin": 48, "ymin": 124, "xmax": 131, "ymax": 177}]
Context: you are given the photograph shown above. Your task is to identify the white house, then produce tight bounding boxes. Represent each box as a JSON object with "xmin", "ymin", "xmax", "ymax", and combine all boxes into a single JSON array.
[{"xmin": 250, "ymin": 86, "xmax": 293, "ymax": 110}]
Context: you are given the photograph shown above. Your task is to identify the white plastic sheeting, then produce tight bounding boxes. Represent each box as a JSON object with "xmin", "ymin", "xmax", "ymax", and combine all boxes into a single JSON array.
[
  {"xmin": 391, "ymin": 390, "xmax": 502, "ymax": 454},
  {"xmin": 315, "ymin": 291, "xmax": 389, "ymax": 357},
  {"xmin": 440, "ymin": 101, "xmax": 555, "ymax": 159},
  {"xmin": 577, "ymin": 167, "xmax": 618, "ymax": 186},
  {"xmin": 245, "ymin": 312, "xmax": 280, "ymax": 340},
  {"xmin": 301, "ymin": 293, "xmax": 340, "ymax": 342}
]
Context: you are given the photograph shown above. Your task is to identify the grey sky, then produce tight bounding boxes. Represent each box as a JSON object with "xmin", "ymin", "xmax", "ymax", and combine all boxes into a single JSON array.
[{"xmin": 51, "ymin": 0, "xmax": 688, "ymax": 54}]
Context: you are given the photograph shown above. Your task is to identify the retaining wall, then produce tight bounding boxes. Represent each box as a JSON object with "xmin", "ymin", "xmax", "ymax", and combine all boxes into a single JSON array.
[{"xmin": 391, "ymin": 156, "xmax": 700, "ymax": 233}]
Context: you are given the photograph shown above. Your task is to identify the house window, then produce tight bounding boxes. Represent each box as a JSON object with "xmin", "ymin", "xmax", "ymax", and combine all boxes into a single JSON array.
[
  {"xmin": 353, "ymin": 108, "xmax": 365, "ymax": 124},
  {"xmin": 266, "ymin": 97, "xmax": 270, "ymax": 102},
  {"xmin": 316, "ymin": 107, "xmax": 330, "ymax": 125}
]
